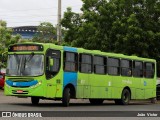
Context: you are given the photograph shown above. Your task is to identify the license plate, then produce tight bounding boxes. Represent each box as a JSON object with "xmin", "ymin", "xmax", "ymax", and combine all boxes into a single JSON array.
[{"xmin": 17, "ymin": 90, "xmax": 23, "ymax": 93}]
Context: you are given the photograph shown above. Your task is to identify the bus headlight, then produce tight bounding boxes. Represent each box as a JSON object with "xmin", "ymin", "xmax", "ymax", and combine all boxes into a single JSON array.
[
  {"xmin": 30, "ymin": 81, "xmax": 42, "ymax": 88},
  {"xmin": 5, "ymin": 82, "xmax": 10, "ymax": 88},
  {"xmin": 38, "ymin": 81, "xmax": 42, "ymax": 85}
]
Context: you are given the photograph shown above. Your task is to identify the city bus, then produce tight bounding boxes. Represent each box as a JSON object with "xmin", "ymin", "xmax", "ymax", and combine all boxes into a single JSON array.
[{"xmin": 4, "ymin": 42, "xmax": 157, "ymax": 106}]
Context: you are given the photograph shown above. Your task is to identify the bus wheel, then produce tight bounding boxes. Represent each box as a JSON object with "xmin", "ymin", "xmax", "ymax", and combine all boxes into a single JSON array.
[
  {"xmin": 62, "ymin": 87, "xmax": 70, "ymax": 107},
  {"xmin": 120, "ymin": 89, "xmax": 130, "ymax": 105},
  {"xmin": 89, "ymin": 99, "xmax": 104, "ymax": 105},
  {"xmin": 31, "ymin": 97, "xmax": 39, "ymax": 105}
]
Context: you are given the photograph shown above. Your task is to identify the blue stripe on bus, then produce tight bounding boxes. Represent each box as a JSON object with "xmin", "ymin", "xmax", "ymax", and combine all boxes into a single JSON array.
[
  {"xmin": 63, "ymin": 46, "xmax": 77, "ymax": 52},
  {"xmin": 6, "ymin": 80, "xmax": 38, "ymax": 87},
  {"xmin": 63, "ymin": 46, "xmax": 77, "ymax": 88},
  {"xmin": 63, "ymin": 72, "xmax": 77, "ymax": 88}
]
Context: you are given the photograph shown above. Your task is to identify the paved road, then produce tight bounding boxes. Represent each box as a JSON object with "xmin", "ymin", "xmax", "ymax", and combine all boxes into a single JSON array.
[{"xmin": 0, "ymin": 89, "xmax": 160, "ymax": 120}]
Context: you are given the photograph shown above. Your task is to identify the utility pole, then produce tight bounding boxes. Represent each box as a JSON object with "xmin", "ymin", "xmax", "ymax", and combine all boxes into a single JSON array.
[{"xmin": 57, "ymin": 0, "xmax": 62, "ymax": 43}]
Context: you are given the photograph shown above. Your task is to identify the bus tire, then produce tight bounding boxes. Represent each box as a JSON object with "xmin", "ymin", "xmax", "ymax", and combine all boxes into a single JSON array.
[
  {"xmin": 89, "ymin": 99, "xmax": 104, "ymax": 105},
  {"xmin": 62, "ymin": 87, "xmax": 70, "ymax": 107},
  {"xmin": 120, "ymin": 89, "xmax": 130, "ymax": 105},
  {"xmin": 31, "ymin": 97, "xmax": 39, "ymax": 105}
]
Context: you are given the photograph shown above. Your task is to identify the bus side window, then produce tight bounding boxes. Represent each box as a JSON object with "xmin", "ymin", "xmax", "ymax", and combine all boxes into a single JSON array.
[
  {"xmin": 49, "ymin": 58, "xmax": 60, "ymax": 72},
  {"xmin": 64, "ymin": 52, "xmax": 78, "ymax": 72},
  {"xmin": 121, "ymin": 59, "xmax": 132, "ymax": 76},
  {"xmin": 144, "ymin": 62, "xmax": 154, "ymax": 78},
  {"xmin": 93, "ymin": 56, "xmax": 106, "ymax": 74},
  {"xmin": 132, "ymin": 61, "xmax": 143, "ymax": 77},
  {"xmin": 107, "ymin": 58, "xmax": 120, "ymax": 75},
  {"xmin": 79, "ymin": 54, "xmax": 92, "ymax": 73}
]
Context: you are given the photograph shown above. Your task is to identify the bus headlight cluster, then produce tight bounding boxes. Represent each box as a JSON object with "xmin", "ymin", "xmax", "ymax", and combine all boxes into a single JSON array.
[
  {"xmin": 30, "ymin": 81, "xmax": 42, "ymax": 89},
  {"xmin": 5, "ymin": 82, "xmax": 10, "ymax": 88}
]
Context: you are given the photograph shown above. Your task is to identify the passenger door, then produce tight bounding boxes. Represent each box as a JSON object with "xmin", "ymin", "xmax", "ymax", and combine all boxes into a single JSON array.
[{"xmin": 45, "ymin": 49, "xmax": 61, "ymax": 98}]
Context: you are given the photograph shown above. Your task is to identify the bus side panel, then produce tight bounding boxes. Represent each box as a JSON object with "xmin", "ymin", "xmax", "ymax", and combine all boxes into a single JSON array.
[
  {"xmin": 55, "ymin": 84, "xmax": 63, "ymax": 98},
  {"xmin": 90, "ymin": 75, "xmax": 111, "ymax": 98},
  {"xmin": 110, "ymin": 76, "xmax": 121, "ymax": 99},
  {"xmin": 136, "ymin": 88, "xmax": 145, "ymax": 99},
  {"xmin": 63, "ymin": 46, "xmax": 78, "ymax": 95},
  {"xmin": 90, "ymin": 86, "xmax": 108, "ymax": 98},
  {"xmin": 145, "ymin": 89, "xmax": 155, "ymax": 99},
  {"xmin": 134, "ymin": 78, "xmax": 156, "ymax": 99},
  {"xmin": 112, "ymin": 76, "xmax": 136, "ymax": 99},
  {"xmin": 144, "ymin": 78, "xmax": 156, "ymax": 99},
  {"xmin": 76, "ymin": 85, "xmax": 84, "ymax": 98},
  {"xmin": 76, "ymin": 73, "xmax": 90, "ymax": 98},
  {"xmin": 63, "ymin": 72, "xmax": 77, "ymax": 88}
]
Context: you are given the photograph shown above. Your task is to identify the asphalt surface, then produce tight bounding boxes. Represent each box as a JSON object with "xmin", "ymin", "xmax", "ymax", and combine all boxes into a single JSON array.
[{"xmin": 0, "ymin": 89, "xmax": 160, "ymax": 120}]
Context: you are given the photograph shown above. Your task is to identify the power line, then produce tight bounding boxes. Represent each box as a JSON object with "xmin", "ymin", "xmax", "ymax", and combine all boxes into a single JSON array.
[
  {"xmin": 0, "ymin": 14, "xmax": 57, "ymax": 19},
  {"xmin": 0, "ymin": 9, "xmax": 80, "ymax": 17},
  {"xmin": 0, "ymin": 8, "xmax": 57, "ymax": 16},
  {"xmin": 0, "ymin": 7, "xmax": 57, "ymax": 13},
  {"xmin": 0, "ymin": 4, "xmax": 82, "ymax": 15},
  {"xmin": 0, "ymin": 7, "xmax": 82, "ymax": 18},
  {"xmin": 0, "ymin": 4, "xmax": 82, "ymax": 12},
  {"xmin": 2, "ymin": 2, "xmax": 83, "ymax": 27}
]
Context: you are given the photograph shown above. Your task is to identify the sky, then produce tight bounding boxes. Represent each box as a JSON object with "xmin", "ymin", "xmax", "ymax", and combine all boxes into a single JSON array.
[{"xmin": 0, "ymin": 0, "xmax": 83, "ymax": 27}]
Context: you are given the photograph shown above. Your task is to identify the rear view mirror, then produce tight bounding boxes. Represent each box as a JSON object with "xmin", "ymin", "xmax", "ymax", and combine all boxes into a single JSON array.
[
  {"xmin": 49, "ymin": 57, "xmax": 54, "ymax": 66},
  {"xmin": 47, "ymin": 57, "xmax": 54, "ymax": 71}
]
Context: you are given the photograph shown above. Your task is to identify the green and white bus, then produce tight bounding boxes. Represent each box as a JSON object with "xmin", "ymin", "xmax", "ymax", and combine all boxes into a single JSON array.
[{"xmin": 4, "ymin": 42, "xmax": 156, "ymax": 106}]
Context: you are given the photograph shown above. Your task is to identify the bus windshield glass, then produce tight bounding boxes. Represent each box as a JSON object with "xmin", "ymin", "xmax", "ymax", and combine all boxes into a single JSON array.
[{"xmin": 6, "ymin": 54, "xmax": 44, "ymax": 76}]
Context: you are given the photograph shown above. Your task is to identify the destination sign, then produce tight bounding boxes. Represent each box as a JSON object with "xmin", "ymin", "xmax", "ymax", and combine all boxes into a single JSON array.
[{"xmin": 8, "ymin": 44, "xmax": 43, "ymax": 52}]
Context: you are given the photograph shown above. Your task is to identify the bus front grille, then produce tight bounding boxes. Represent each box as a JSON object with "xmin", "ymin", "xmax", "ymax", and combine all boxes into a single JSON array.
[{"xmin": 12, "ymin": 90, "xmax": 28, "ymax": 94}]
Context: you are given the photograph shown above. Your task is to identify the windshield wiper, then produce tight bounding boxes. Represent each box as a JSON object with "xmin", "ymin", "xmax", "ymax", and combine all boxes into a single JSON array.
[
  {"xmin": 13, "ymin": 54, "xmax": 21, "ymax": 75},
  {"xmin": 23, "ymin": 52, "xmax": 34, "ymax": 71},
  {"xmin": 26, "ymin": 52, "xmax": 35, "ymax": 63}
]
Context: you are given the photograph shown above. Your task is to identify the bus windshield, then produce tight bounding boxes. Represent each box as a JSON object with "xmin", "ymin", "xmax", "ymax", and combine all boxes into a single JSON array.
[{"xmin": 6, "ymin": 54, "xmax": 44, "ymax": 76}]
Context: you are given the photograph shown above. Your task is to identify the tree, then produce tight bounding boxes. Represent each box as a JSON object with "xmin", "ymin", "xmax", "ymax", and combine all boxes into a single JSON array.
[
  {"xmin": 109, "ymin": 0, "xmax": 160, "ymax": 58},
  {"xmin": 62, "ymin": 0, "xmax": 160, "ymax": 57},
  {"xmin": 61, "ymin": 7, "xmax": 82, "ymax": 45},
  {"xmin": 62, "ymin": 0, "xmax": 160, "ymax": 75},
  {"xmin": 32, "ymin": 22, "xmax": 57, "ymax": 43},
  {"xmin": 0, "ymin": 20, "xmax": 21, "ymax": 67}
]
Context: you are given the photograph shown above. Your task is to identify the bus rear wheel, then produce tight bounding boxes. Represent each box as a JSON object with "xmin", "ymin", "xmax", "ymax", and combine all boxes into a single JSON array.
[
  {"xmin": 89, "ymin": 99, "xmax": 104, "ymax": 105},
  {"xmin": 62, "ymin": 87, "xmax": 70, "ymax": 107},
  {"xmin": 115, "ymin": 89, "xmax": 130, "ymax": 105},
  {"xmin": 121, "ymin": 89, "xmax": 130, "ymax": 105},
  {"xmin": 31, "ymin": 97, "xmax": 39, "ymax": 105}
]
